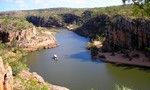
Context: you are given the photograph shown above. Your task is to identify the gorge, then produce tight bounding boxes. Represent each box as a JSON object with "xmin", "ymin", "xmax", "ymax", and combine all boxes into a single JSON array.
[
  {"xmin": 25, "ymin": 28, "xmax": 150, "ymax": 90},
  {"xmin": 0, "ymin": 4, "xmax": 150, "ymax": 90}
]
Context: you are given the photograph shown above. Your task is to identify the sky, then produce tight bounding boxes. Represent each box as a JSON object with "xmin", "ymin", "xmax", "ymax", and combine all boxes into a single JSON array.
[{"xmin": 0, "ymin": 0, "xmax": 124, "ymax": 12}]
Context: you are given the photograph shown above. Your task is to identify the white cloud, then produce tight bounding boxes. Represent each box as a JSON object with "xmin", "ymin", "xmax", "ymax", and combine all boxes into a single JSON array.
[
  {"xmin": 30, "ymin": 0, "xmax": 86, "ymax": 4},
  {"xmin": 32, "ymin": 0, "xmax": 43, "ymax": 3},
  {"xmin": 0, "ymin": 0, "xmax": 12, "ymax": 2},
  {"xmin": 15, "ymin": 0, "xmax": 27, "ymax": 8},
  {"xmin": 58, "ymin": 0, "xmax": 86, "ymax": 4}
]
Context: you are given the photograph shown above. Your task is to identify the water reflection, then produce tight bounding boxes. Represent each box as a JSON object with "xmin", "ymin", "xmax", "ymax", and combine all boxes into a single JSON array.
[
  {"xmin": 106, "ymin": 64, "xmax": 150, "ymax": 90},
  {"xmin": 25, "ymin": 28, "xmax": 150, "ymax": 90}
]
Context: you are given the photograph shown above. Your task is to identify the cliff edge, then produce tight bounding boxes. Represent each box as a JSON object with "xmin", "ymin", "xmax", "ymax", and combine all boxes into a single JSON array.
[{"xmin": 0, "ymin": 57, "xmax": 13, "ymax": 90}]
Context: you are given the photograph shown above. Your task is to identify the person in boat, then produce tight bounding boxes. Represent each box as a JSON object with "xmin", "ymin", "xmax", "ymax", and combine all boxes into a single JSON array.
[{"xmin": 54, "ymin": 54, "xmax": 58, "ymax": 60}]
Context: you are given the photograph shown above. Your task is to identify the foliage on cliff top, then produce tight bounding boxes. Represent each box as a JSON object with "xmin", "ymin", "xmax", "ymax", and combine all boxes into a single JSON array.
[
  {"xmin": 123, "ymin": 0, "xmax": 150, "ymax": 17},
  {"xmin": 0, "ymin": 17, "xmax": 34, "ymax": 31},
  {"xmin": 1, "ymin": 4, "xmax": 149, "ymax": 20}
]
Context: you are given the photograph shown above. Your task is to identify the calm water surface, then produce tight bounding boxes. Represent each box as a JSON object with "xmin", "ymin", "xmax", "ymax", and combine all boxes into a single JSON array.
[{"xmin": 25, "ymin": 28, "xmax": 150, "ymax": 90}]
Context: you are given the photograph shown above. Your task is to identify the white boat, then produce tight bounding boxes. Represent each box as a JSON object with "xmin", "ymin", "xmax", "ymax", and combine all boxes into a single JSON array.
[{"xmin": 53, "ymin": 54, "xmax": 58, "ymax": 60}]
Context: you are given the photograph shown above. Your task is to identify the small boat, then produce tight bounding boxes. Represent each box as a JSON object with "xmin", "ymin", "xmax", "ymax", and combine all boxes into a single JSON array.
[{"xmin": 53, "ymin": 54, "xmax": 58, "ymax": 60}]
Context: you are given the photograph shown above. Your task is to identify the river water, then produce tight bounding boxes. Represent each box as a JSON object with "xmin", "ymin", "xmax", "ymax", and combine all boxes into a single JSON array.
[{"xmin": 25, "ymin": 28, "xmax": 150, "ymax": 90}]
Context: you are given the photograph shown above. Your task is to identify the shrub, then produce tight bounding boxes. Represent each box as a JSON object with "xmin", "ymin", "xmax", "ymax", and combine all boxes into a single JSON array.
[
  {"xmin": 91, "ymin": 46, "xmax": 99, "ymax": 57},
  {"xmin": 20, "ymin": 77, "xmax": 49, "ymax": 90},
  {"xmin": 86, "ymin": 42, "xmax": 93, "ymax": 50},
  {"xmin": 144, "ymin": 47, "xmax": 150, "ymax": 52},
  {"xmin": 14, "ymin": 76, "xmax": 49, "ymax": 90},
  {"xmin": 0, "ymin": 42, "xmax": 5, "ymax": 50},
  {"xmin": 25, "ymin": 78, "xmax": 49, "ymax": 90},
  {"xmin": 9, "ymin": 61, "xmax": 28, "ymax": 76},
  {"xmin": 0, "ymin": 17, "xmax": 34, "ymax": 31}
]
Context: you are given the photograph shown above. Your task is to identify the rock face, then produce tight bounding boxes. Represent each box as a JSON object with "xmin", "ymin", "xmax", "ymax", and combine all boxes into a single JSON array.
[
  {"xmin": 26, "ymin": 11, "xmax": 93, "ymax": 28},
  {"xmin": 75, "ymin": 14, "xmax": 150, "ymax": 51},
  {"xmin": 0, "ymin": 27, "xmax": 36, "ymax": 43},
  {"xmin": 0, "ymin": 27, "xmax": 57, "ymax": 51},
  {"xmin": 18, "ymin": 29, "xmax": 58, "ymax": 51},
  {"xmin": 27, "ymin": 16, "xmax": 63, "ymax": 27},
  {"xmin": 26, "ymin": 14, "xmax": 80, "ymax": 27},
  {"xmin": 74, "ymin": 14, "xmax": 109, "ymax": 38},
  {"xmin": 0, "ymin": 57, "xmax": 13, "ymax": 90},
  {"xmin": 18, "ymin": 70, "xmax": 69, "ymax": 90},
  {"xmin": 104, "ymin": 16, "xmax": 150, "ymax": 51}
]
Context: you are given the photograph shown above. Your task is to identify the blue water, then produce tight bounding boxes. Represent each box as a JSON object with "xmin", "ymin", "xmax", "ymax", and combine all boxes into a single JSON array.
[{"xmin": 25, "ymin": 28, "xmax": 150, "ymax": 90}]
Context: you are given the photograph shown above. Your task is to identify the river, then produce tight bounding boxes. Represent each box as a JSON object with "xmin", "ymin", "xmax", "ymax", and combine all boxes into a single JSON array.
[{"xmin": 25, "ymin": 28, "xmax": 150, "ymax": 90}]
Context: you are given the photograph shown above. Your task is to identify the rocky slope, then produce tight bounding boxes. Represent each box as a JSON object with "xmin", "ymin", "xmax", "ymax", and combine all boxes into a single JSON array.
[
  {"xmin": 0, "ymin": 56, "xmax": 69, "ymax": 90},
  {"xmin": 75, "ymin": 14, "xmax": 150, "ymax": 52},
  {"xmin": 15, "ymin": 70, "xmax": 69, "ymax": 90},
  {"xmin": 0, "ymin": 17, "xmax": 68, "ymax": 89},
  {"xmin": 0, "ymin": 57, "xmax": 13, "ymax": 90},
  {"xmin": 26, "ymin": 14, "xmax": 78, "ymax": 28},
  {"xmin": 26, "ymin": 10, "xmax": 93, "ymax": 29},
  {"xmin": 0, "ymin": 27, "xmax": 57, "ymax": 51}
]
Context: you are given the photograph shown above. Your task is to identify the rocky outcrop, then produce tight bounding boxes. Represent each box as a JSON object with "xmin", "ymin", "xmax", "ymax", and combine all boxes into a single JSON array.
[
  {"xmin": 0, "ymin": 27, "xmax": 36, "ymax": 43},
  {"xmin": 26, "ymin": 10, "xmax": 93, "ymax": 28},
  {"xmin": 0, "ymin": 27, "xmax": 57, "ymax": 51},
  {"xmin": 61, "ymin": 13, "xmax": 80, "ymax": 24},
  {"xmin": 16, "ymin": 70, "xmax": 69, "ymax": 90},
  {"xmin": 104, "ymin": 16, "xmax": 150, "ymax": 51},
  {"xmin": 26, "ymin": 14, "xmax": 80, "ymax": 27},
  {"xmin": 20, "ymin": 30, "xmax": 58, "ymax": 51},
  {"xmin": 27, "ymin": 16, "xmax": 63, "ymax": 27},
  {"xmin": 75, "ymin": 14, "xmax": 150, "ymax": 51},
  {"xmin": 74, "ymin": 14, "xmax": 109, "ymax": 38},
  {"xmin": 0, "ymin": 57, "xmax": 13, "ymax": 90}
]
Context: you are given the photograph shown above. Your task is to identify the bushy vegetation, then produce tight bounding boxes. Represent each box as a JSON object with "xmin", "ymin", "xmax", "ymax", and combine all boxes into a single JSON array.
[
  {"xmin": 10, "ymin": 61, "xmax": 28, "ymax": 76},
  {"xmin": 144, "ymin": 47, "xmax": 150, "ymax": 52},
  {"xmin": 123, "ymin": 0, "xmax": 150, "ymax": 17},
  {"xmin": 91, "ymin": 5, "xmax": 134, "ymax": 18},
  {"xmin": 0, "ymin": 17, "xmax": 33, "ymax": 31},
  {"xmin": 0, "ymin": 42, "xmax": 28, "ymax": 77},
  {"xmin": 91, "ymin": 84, "xmax": 138, "ymax": 90},
  {"xmin": 0, "ymin": 2, "xmax": 149, "ymax": 89},
  {"xmin": 1, "ymin": 4, "xmax": 149, "ymax": 30},
  {"xmin": 91, "ymin": 46, "xmax": 99, "ymax": 57},
  {"xmin": 94, "ymin": 34, "xmax": 105, "ymax": 43},
  {"xmin": 22, "ymin": 78, "xmax": 49, "ymax": 90},
  {"xmin": 115, "ymin": 85, "xmax": 131, "ymax": 90},
  {"xmin": 114, "ymin": 84, "xmax": 139, "ymax": 90},
  {"xmin": 0, "ymin": 41, "xmax": 5, "ymax": 50},
  {"xmin": 14, "ymin": 76, "xmax": 49, "ymax": 90}
]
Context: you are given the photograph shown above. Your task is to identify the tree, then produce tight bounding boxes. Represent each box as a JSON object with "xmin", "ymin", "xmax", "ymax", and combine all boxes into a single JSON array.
[
  {"xmin": 123, "ymin": 0, "xmax": 150, "ymax": 17},
  {"xmin": 132, "ymin": 0, "xmax": 150, "ymax": 17},
  {"xmin": 122, "ymin": 0, "xmax": 128, "ymax": 5}
]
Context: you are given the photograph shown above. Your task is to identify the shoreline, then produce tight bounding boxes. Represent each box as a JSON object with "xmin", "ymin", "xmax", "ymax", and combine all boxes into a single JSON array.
[{"xmin": 96, "ymin": 52, "xmax": 150, "ymax": 68}]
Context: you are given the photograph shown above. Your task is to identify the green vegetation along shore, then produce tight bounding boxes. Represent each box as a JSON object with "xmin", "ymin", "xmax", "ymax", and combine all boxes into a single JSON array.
[{"xmin": 0, "ymin": 1, "xmax": 149, "ymax": 89}]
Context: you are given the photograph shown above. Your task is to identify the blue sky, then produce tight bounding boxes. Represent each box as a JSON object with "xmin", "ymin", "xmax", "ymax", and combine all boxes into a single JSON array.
[{"xmin": 0, "ymin": 0, "xmax": 124, "ymax": 12}]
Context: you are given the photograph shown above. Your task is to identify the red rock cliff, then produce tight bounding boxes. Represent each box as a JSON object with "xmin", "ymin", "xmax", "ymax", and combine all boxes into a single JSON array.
[
  {"xmin": 0, "ymin": 57, "xmax": 13, "ymax": 90},
  {"xmin": 0, "ymin": 27, "xmax": 57, "ymax": 51},
  {"xmin": 75, "ymin": 14, "xmax": 150, "ymax": 51}
]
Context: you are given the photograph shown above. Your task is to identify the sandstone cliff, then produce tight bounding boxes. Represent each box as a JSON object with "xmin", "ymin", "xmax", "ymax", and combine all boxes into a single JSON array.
[
  {"xmin": 26, "ymin": 10, "xmax": 93, "ymax": 28},
  {"xmin": 0, "ymin": 27, "xmax": 57, "ymax": 51},
  {"xmin": 75, "ymin": 14, "xmax": 150, "ymax": 51},
  {"xmin": 0, "ymin": 27, "xmax": 36, "ymax": 43},
  {"xmin": 0, "ymin": 57, "xmax": 13, "ymax": 90}
]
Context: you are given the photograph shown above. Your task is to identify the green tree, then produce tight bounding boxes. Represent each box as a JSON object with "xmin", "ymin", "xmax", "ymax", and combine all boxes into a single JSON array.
[
  {"xmin": 122, "ymin": 0, "xmax": 128, "ymax": 5},
  {"xmin": 123, "ymin": 0, "xmax": 150, "ymax": 17},
  {"xmin": 132, "ymin": 0, "xmax": 150, "ymax": 17}
]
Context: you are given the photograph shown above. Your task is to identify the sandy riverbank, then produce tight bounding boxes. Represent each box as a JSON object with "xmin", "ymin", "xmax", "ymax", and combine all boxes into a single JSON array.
[{"xmin": 97, "ymin": 51, "xmax": 150, "ymax": 68}]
